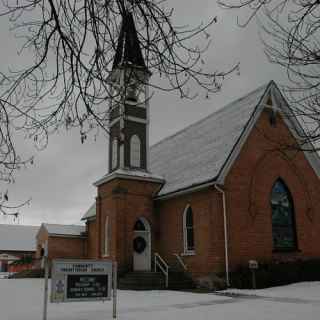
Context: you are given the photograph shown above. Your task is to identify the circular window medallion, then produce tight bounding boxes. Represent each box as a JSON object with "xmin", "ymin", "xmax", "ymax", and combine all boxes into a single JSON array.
[{"xmin": 133, "ymin": 236, "xmax": 147, "ymax": 253}]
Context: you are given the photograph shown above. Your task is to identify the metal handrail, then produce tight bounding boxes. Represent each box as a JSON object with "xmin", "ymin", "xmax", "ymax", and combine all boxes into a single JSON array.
[
  {"xmin": 154, "ymin": 253, "xmax": 169, "ymax": 288},
  {"xmin": 173, "ymin": 254, "xmax": 187, "ymax": 271}
]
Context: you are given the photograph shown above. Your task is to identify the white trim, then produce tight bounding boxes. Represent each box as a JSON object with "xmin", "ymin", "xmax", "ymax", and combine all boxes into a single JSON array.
[
  {"xmin": 182, "ymin": 204, "xmax": 195, "ymax": 254},
  {"xmin": 146, "ymin": 84, "xmax": 150, "ymax": 171},
  {"xmin": 109, "ymin": 117, "xmax": 121, "ymax": 128},
  {"xmin": 133, "ymin": 217, "xmax": 151, "ymax": 271},
  {"xmin": 155, "ymin": 181, "xmax": 215, "ymax": 201},
  {"xmin": 214, "ymin": 184, "xmax": 230, "ymax": 287},
  {"xmin": 180, "ymin": 251, "xmax": 195, "ymax": 256},
  {"xmin": 103, "ymin": 216, "xmax": 109, "ymax": 257},
  {"xmin": 48, "ymin": 234, "xmax": 87, "ymax": 239},
  {"xmin": 93, "ymin": 169, "xmax": 164, "ymax": 187},
  {"xmin": 127, "ymin": 116, "xmax": 148, "ymax": 124},
  {"xmin": 125, "ymin": 99, "xmax": 146, "ymax": 108},
  {"xmin": 85, "ymin": 216, "xmax": 96, "ymax": 222}
]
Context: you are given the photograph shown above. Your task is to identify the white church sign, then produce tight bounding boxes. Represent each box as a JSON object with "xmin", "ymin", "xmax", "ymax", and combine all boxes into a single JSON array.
[{"xmin": 51, "ymin": 259, "xmax": 112, "ymax": 303}]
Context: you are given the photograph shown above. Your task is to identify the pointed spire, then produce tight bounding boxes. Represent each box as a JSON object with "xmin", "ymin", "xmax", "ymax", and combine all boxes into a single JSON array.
[{"xmin": 112, "ymin": 11, "xmax": 148, "ymax": 71}]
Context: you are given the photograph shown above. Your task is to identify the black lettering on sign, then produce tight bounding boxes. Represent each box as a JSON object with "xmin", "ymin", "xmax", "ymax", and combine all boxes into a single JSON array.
[{"xmin": 66, "ymin": 274, "xmax": 108, "ymax": 300}]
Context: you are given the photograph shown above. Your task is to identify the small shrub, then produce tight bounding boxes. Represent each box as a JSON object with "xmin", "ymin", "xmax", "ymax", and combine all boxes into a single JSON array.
[{"xmin": 230, "ymin": 259, "xmax": 320, "ymax": 289}]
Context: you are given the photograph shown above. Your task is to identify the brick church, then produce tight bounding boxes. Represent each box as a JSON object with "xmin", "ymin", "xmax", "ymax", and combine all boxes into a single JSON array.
[{"xmin": 36, "ymin": 12, "xmax": 320, "ymax": 286}]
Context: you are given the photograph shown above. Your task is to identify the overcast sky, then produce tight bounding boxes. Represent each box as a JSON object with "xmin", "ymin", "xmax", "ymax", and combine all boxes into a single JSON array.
[{"xmin": 0, "ymin": 1, "xmax": 287, "ymax": 226}]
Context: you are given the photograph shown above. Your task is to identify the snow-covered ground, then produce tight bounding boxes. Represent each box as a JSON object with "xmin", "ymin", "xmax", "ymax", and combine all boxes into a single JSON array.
[
  {"xmin": 225, "ymin": 281, "xmax": 320, "ymax": 300},
  {"xmin": 1, "ymin": 279, "xmax": 319, "ymax": 320}
]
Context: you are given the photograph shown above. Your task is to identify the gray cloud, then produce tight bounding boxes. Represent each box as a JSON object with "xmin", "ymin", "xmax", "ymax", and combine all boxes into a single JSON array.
[{"xmin": 0, "ymin": 1, "xmax": 287, "ymax": 226}]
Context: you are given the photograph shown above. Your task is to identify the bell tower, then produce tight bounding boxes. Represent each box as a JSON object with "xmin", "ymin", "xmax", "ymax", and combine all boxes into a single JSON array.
[{"xmin": 108, "ymin": 11, "xmax": 151, "ymax": 173}]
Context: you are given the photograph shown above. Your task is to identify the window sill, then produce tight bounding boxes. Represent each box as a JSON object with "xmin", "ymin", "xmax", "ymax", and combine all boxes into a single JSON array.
[
  {"xmin": 272, "ymin": 248, "xmax": 301, "ymax": 254},
  {"xmin": 102, "ymin": 254, "xmax": 110, "ymax": 258},
  {"xmin": 181, "ymin": 251, "xmax": 196, "ymax": 256}
]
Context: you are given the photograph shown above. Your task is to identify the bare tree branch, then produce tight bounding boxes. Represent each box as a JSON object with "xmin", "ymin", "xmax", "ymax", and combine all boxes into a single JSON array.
[
  {"xmin": 0, "ymin": 0, "xmax": 237, "ymax": 215},
  {"xmin": 219, "ymin": 0, "xmax": 320, "ymax": 151}
]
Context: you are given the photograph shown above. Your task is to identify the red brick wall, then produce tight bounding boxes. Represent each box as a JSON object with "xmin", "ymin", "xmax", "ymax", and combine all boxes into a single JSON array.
[
  {"xmin": 157, "ymin": 188, "xmax": 227, "ymax": 277},
  {"xmin": 47, "ymin": 236, "xmax": 85, "ymax": 260},
  {"xmin": 36, "ymin": 226, "xmax": 86, "ymax": 262},
  {"xmin": 9, "ymin": 263, "xmax": 33, "ymax": 273},
  {"xmin": 89, "ymin": 107, "xmax": 320, "ymax": 280},
  {"xmin": 153, "ymin": 108, "xmax": 320, "ymax": 277},
  {"xmin": 224, "ymin": 109, "xmax": 320, "ymax": 269},
  {"xmin": 97, "ymin": 178, "xmax": 161, "ymax": 274},
  {"xmin": 86, "ymin": 219, "xmax": 98, "ymax": 258}
]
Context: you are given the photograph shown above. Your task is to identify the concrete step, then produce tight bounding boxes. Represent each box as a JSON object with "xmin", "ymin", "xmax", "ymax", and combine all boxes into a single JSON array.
[
  {"xmin": 119, "ymin": 271, "xmax": 165, "ymax": 290},
  {"xmin": 118, "ymin": 271, "xmax": 195, "ymax": 290}
]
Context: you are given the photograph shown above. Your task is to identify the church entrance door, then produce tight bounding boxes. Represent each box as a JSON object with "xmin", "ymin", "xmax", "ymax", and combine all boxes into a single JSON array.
[{"xmin": 133, "ymin": 218, "xmax": 151, "ymax": 271}]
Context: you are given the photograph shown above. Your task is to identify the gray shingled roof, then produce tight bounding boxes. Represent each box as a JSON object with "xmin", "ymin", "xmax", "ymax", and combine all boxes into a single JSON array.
[
  {"xmin": 150, "ymin": 83, "xmax": 269, "ymax": 196},
  {"xmin": 0, "ymin": 224, "xmax": 39, "ymax": 252},
  {"xmin": 43, "ymin": 223, "xmax": 86, "ymax": 236},
  {"xmin": 82, "ymin": 82, "xmax": 272, "ymax": 220}
]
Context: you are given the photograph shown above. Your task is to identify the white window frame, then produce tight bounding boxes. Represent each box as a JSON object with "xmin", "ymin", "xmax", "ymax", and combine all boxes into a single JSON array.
[
  {"xmin": 102, "ymin": 216, "xmax": 109, "ymax": 257},
  {"xmin": 112, "ymin": 139, "xmax": 118, "ymax": 169},
  {"xmin": 182, "ymin": 205, "xmax": 195, "ymax": 255},
  {"xmin": 130, "ymin": 134, "xmax": 141, "ymax": 168}
]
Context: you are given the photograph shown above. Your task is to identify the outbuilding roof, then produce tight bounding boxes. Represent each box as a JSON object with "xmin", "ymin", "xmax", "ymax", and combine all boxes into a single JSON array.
[
  {"xmin": 0, "ymin": 224, "xmax": 39, "ymax": 252},
  {"xmin": 42, "ymin": 223, "xmax": 86, "ymax": 237}
]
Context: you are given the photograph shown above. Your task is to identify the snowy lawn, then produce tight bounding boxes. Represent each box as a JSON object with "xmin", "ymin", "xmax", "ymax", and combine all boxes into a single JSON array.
[
  {"xmin": 225, "ymin": 281, "xmax": 320, "ymax": 300},
  {"xmin": 1, "ymin": 279, "xmax": 319, "ymax": 320}
]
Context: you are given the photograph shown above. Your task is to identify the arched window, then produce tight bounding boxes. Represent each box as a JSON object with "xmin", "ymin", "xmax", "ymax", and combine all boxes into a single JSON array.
[
  {"xmin": 271, "ymin": 179, "xmax": 297, "ymax": 251},
  {"xmin": 183, "ymin": 205, "xmax": 195, "ymax": 253},
  {"xmin": 112, "ymin": 139, "xmax": 118, "ymax": 169},
  {"xmin": 130, "ymin": 135, "xmax": 141, "ymax": 168},
  {"xmin": 103, "ymin": 216, "xmax": 109, "ymax": 256},
  {"xmin": 134, "ymin": 219, "xmax": 146, "ymax": 231}
]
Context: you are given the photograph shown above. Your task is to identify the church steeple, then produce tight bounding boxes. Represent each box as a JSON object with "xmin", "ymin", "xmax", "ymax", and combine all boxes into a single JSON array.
[
  {"xmin": 112, "ymin": 11, "xmax": 148, "ymax": 72},
  {"xmin": 108, "ymin": 11, "xmax": 151, "ymax": 173}
]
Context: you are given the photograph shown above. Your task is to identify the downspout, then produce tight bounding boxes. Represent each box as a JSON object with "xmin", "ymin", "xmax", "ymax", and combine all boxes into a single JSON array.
[{"xmin": 214, "ymin": 185, "xmax": 230, "ymax": 287}]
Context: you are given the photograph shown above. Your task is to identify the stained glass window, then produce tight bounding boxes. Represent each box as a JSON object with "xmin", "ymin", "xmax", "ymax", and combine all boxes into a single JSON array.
[{"xmin": 271, "ymin": 179, "xmax": 297, "ymax": 250}]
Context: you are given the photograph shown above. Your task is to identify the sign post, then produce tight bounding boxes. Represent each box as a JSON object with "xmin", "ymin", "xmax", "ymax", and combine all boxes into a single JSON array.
[
  {"xmin": 113, "ymin": 261, "xmax": 117, "ymax": 319},
  {"xmin": 248, "ymin": 260, "xmax": 259, "ymax": 289},
  {"xmin": 42, "ymin": 241, "xmax": 49, "ymax": 320}
]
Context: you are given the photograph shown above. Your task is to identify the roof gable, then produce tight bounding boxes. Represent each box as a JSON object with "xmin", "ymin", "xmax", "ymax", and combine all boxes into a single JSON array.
[
  {"xmin": 150, "ymin": 81, "xmax": 320, "ymax": 197},
  {"xmin": 269, "ymin": 83, "xmax": 320, "ymax": 177},
  {"xmin": 150, "ymin": 82, "xmax": 270, "ymax": 196},
  {"xmin": 81, "ymin": 203, "xmax": 96, "ymax": 221}
]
